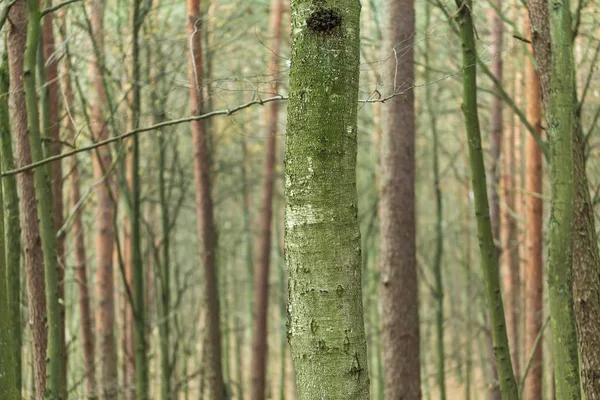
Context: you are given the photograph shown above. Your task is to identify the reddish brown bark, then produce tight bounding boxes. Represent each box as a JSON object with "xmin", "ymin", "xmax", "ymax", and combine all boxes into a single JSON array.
[
  {"xmin": 250, "ymin": 0, "xmax": 283, "ymax": 399},
  {"xmin": 87, "ymin": 0, "xmax": 118, "ymax": 396},
  {"xmin": 8, "ymin": 2, "xmax": 48, "ymax": 396},
  {"xmin": 523, "ymin": 14, "xmax": 544, "ymax": 400},
  {"xmin": 186, "ymin": 0, "xmax": 224, "ymax": 398},
  {"xmin": 380, "ymin": 0, "xmax": 421, "ymax": 397}
]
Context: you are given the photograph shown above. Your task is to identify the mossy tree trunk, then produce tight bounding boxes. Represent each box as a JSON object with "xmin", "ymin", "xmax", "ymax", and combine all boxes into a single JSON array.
[
  {"xmin": 454, "ymin": 0, "xmax": 519, "ymax": 398},
  {"xmin": 285, "ymin": 0, "xmax": 370, "ymax": 398}
]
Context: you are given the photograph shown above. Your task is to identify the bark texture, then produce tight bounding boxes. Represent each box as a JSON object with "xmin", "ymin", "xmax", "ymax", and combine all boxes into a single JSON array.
[
  {"xmin": 380, "ymin": 0, "xmax": 421, "ymax": 398},
  {"xmin": 8, "ymin": 2, "xmax": 48, "ymax": 396},
  {"xmin": 285, "ymin": 0, "xmax": 370, "ymax": 398},
  {"xmin": 186, "ymin": 0, "xmax": 225, "ymax": 398},
  {"xmin": 523, "ymin": 14, "xmax": 544, "ymax": 400},
  {"xmin": 250, "ymin": 0, "xmax": 283, "ymax": 398}
]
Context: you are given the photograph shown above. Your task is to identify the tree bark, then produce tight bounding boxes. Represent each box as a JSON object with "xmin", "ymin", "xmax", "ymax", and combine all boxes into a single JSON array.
[
  {"xmin": 379, "ymin": 0, "xmax": 421, "ymax": 397},
  {"xmin": 87, "ymin": 0, "xmax": 118, "ymax": 396},
  {"xmin": 285, "ymin": 0, "xmax": 370, "ymax": 398},
  {"xmin": 0, "ymin": 49, "xmax": 19, "ymax": 400},
  {"xmin": 522, "ymin": 13, "xmax": 544, "ymax": 400},
  {"xmin": 454, "ymin": 0, "xmax": 518, "ymax": 398},
  {"xmin": 186, "ymin": 0, "xmax": 225, "ymax": 398},
  {"xmin": 7, "ymin": 2, "xmax": 48, "ymax": 396},
  {"xmin": 250, "ymin": 0, "xmax": 283, "ymax": 398}
]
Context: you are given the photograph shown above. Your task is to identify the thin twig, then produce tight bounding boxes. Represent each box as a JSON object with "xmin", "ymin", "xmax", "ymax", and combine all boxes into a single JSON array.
[{"xmin": 40, "ymin": 0, "xmax": 81, "ymax": 17}]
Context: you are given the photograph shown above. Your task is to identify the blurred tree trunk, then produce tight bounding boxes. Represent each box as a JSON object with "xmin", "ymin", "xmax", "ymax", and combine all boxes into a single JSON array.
[
  {"xmin": 40, "ymin": 3, "xmax": 67, "ymax": 393},
  {"xmin": 523, "ymin": 13, "xmax": 544, "ymax": 400},
  {"xmin": 285, "ymin": 0, "xmax": 370, "ymax": 398},
  {"xmin": 486, "ymin": 2, "xmax": 504, "ymax": 397},
  {"xmin": 186, "ymin": 0, "xmax": 225, "ymax": 398},
  {"xmin": 250, "ymin": 0, "xmax": 283, "ymax": 398},
  {"xmin": 380, "ymin": 0, "xmax": 421, "ymax": 397},
  {"xmin": 0, "ymin": 49, "xmax": 19, "ymax": 400},
  {"xmin": 454, "ymin": 0, "xmax": 518, "ymax": 397},
  {"xmin": 87, "ymin": 0, "xmax": 118, "ymax": 396},
  {"xmin": 59, "ymin": 8, "xmax": 98, "ymax": 396},
  {"xmin": 7, "ymin": 2, "xmax": 48, "ymax": 396}
]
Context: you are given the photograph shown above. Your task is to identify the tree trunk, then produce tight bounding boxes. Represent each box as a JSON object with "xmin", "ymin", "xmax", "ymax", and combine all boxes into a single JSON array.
[
  {"xmin": 0, "ymin": 47, "xmax": 22, "ymax": 396},
  {"xmin": 546, "ymin": 0, "xmax": 580, "ymax": 396},
  {"xmin": 186, "ymin": 0, "xmax": 225, "ymax": 398},
  {"xmin": 454, "ymin": 0, "xmax": 518, "ymax": 398},
  {"xmin": 7, "ymin": 2, "xmax": 48, "ymax": 396},
  {"xmin": 40, "ymin": 3, "xmax": 67, "ymax": 394},
  {"xmin": 250, "ymin": 0, "xmax": 283, "ymax": 398},
  {"xmin": 285, "ymin": 0, "xmax": 370, "ymax": 398},
  {"xmin": 379, "ymin": 0, "xmax": 421, "ymax": 397},
  {"xmin": 0, "ymin": 49, "xmax": 19, "ymax": 400},
  {"xmin": 23, "ymin": 0, "xmax": 65, "ymax": 396},
  {"xmin": 523, "ymin": 13, "xmax": 544, "ymax": 400},
  {"xmin": 87, "ymin": 0, "xmax": 118, "ymax": 396}
]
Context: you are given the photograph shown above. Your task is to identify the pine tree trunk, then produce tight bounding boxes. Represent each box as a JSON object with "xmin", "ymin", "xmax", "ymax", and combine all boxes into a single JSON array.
[
  {"xmin": 454, "ymin": 0, "xmax": 518, "ymax": 398},
  {"xmin": 250, "ymin": 0, "xmax": 283, "ymax": 398},
  {"xmin": 23, "ymin": 0, "xmax": 65, "ymax": 396},
  {"xmin": 379, "ymin": 0, "xmax": 421, "ymax": 397},
  {"xmin": 186, "ymin": 0, "xmax": 225, "ymax": 398},
  {"xmin": 7, "ymin": 2, "xmax": 48, "ymax": 396},
  {"xmin": 285, "ymin": 0, "xmax": 370, "ymax": 398},
  {"xmin": 87, "ymin": 0, "xmax": 118, "ymax": 396},
  {"xmin": 523, "ymin": 13, "xmax": 544, "ymax": 400}
]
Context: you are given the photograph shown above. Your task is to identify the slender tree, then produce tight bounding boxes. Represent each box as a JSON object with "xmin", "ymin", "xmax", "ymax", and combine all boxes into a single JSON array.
[
  {"xmin": 0, "ymin": 50, "xmax": 21, "ymax": 395},
  {"xmin": 522, "ymin": 13, "xmax": 544, "ymax": 400},
  {"xmin": 186, "ymin": 0, "xmax": 225, "ymax": 397},
  {"xmin": 0, "ymin": 51, "xmax": 19, "ymax": 400},
  {"xmin": 87, "ymin": 0, "xmax": 118, "ymax": 396},
  {"xmin": 379, "ymin": 0, "xmax": 421, "ymax": 397},
  {"xmin": 250, "ymin": 0, "xmax": 283, "ymax": 398},
  {"xmin": 454, "ymin": 0, "xmax": 518, "ymax": 397},
  {"xmin": 7, "ymin": 2, "xmax": 48, "ymax": 396},
  {"xmin": 285, "ymin": 0, "xmax": 370, "ymax": 398}
]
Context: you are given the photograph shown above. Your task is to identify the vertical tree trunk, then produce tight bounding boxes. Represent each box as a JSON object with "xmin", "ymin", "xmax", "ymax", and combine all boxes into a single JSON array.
[
  {"xmin": 186, "ymin": 0, "xmax": 225, "ymax": 398},
  {"xmin": 87, "ymin": 0, "xmax": 118, "ymax": 396},
  {"xmin": 59, "ymin": 8, "xmax": 98, "ymax": 395},
  {"xmin": 0, "ymin": 49, "xmax": 22, "ymax": 396},
  {"xmin": 487, "ymin": 2, "xmax": 504, "ymax": 397},
  {"xmin": 380, "ymin": 0, "xmax": 420, "ymax": 397},
  {"xmin": 250, "ymin": 0, "xmax": 283, "ymax": 398},
  {"xmin": 454, "ymin": 0, "xmax": 518, "ymax": 398},
  {"xmin": 40, "ymin": 3, "xmax": 67, "ymax": 394},
  {"xmin": 7, "ymin": 2, "xmax": 48, "ymax": 396},
  {"xmin": 523, "ymin": 13, "xmax": 544, "ymax": 400},
  {"xmin": 501, "ymin": 65, "xmax": 520, "ymax": 382},
  {"xmin": 546, "ymin": 0, "xmax": 580, "ymax": 396},
  {"xmin": 0, "ymin": 51, "xmax": 19, "ymax": 400},
  {"xmin": 23, "ymin": 0, "xmax": 64, "ymax": 396},
  {"xmin": 131, "ymin": 0, "xmax": 149, "ymax": 397},
  {"xmin": 424, "ymin": 4, "xmax": 445, "ymax": 398},
  {"xmin": 285, "ymin": 0, "xmax": 370, "ymax": 398}
]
